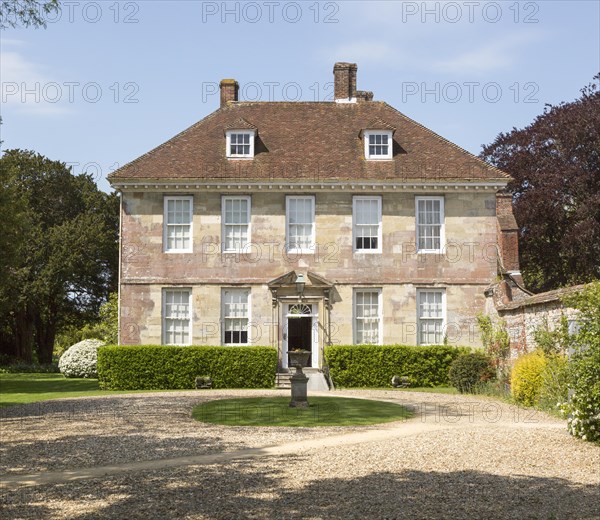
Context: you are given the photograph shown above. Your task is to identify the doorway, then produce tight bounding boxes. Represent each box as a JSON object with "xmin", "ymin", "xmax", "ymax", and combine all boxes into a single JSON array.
[{"xmin": 283, "ymin": 303, "xmax": 319, "ymax": 369}]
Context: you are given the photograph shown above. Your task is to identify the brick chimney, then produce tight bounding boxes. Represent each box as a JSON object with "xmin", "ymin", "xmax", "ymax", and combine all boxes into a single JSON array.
[
  {"xmin": 333, "ymin": 62, "xmax": 357, "ymax": 102},
  {"xmin": 220, "ymin": 79, "xmax": 239, "ymax": 107},
  {"xmin": 496, "ymin": 192, "xmax": 523, "ymax": 284}
]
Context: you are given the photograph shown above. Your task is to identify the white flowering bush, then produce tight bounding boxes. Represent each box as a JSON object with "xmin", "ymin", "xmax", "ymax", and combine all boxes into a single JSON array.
[
  {"xmin": 561, "ymin": 393, "xmax": 600, "ymax": 442},
  {"xmin": 58, "ymin": 339, "xmax": 104, "ymax": 378},
  {"xmin": 560, "ymin": 282, "xmax": 600, "ymax": 443}
]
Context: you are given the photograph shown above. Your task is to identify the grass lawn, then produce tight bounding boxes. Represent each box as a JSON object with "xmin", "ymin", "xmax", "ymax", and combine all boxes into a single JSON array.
[
  {"xmin": 0, "ymin": 373, "xmax": 110, "ymax": 407},
  {"xmin": 193, "ymin": 396, "xmax": 413, "ymax": 427},
  {"xmin": 392, "ymin": 386, "xmax": 458, "ymax": 394},
  {"xmin": 0, "ymin": 373, "xmax": 457, "ymax": 409}
]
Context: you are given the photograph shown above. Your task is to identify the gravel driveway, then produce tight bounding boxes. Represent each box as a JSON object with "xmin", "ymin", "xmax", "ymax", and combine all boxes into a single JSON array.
[{"xmin": 1, "ymin": 389, "xmax": 598, "ymax": 519}]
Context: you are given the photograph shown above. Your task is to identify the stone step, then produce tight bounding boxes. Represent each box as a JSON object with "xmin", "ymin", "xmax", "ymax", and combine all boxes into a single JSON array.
[{"xmin": 275, "ymin": 369, "xmax": 330, "ymax": 391}]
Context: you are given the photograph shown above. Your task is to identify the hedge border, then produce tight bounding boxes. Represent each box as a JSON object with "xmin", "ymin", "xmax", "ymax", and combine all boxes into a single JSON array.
[
  {"xmin": 324, "ymin": 344, "xmax": 469, "ymax": 388},
  {"xmin": 97, "ymin": 345, "xmax": 277, "ymax": 390}
]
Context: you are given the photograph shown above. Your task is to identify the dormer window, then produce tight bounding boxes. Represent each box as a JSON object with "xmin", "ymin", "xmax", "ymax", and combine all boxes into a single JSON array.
[
  {"xmin": 226, "ymin": 130, "xmax": 255, "ymax": 158},
  {"xmin": 364, "ymin": 131, "xmax": 392, "ymax": 160}
]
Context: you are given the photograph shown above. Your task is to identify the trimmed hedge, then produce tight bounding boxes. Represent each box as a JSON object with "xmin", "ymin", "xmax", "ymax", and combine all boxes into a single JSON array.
[
  {"xmin": 324, "ymin": 344, "xmax": 469, "ymax": 388},
  {"xmin": 97, "ymin": 345, "xmax": 277, "ymax": 390}
]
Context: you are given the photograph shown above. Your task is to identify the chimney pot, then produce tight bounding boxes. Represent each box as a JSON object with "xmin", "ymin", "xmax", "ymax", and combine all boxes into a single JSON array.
[{"xmin": 220, "ymin": 79, "xmax": 239, "ymax": 108}]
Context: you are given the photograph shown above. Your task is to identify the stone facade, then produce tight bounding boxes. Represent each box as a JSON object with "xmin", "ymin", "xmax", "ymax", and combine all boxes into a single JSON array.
[{"xmin": 119, "ymin": 188, "xmax": 500, "ymax": 356}]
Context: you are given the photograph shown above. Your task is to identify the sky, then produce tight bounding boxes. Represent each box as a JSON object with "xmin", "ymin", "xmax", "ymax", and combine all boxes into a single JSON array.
[{"xmin": 1, "ymin": 0, "xmax": 599, "ymax": 192}]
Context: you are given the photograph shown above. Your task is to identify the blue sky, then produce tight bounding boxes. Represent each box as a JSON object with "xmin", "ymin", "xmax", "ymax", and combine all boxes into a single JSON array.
[{"xmin": 1, "ymin": 0, "xmax": 599, "ymax": 192}]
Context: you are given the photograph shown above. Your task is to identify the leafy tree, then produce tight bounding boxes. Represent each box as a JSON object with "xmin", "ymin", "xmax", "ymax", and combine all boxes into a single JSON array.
[
  {"xmin": 0, "ymin": 0, "xmax": 59, "ymax": 28},
  {"xmin": 481, "ymin": 76, "xmax": 600, "ymax": 292},
  {"xmin": 0, "ymin": 150, "xmax": 118, "ymax": 363}
]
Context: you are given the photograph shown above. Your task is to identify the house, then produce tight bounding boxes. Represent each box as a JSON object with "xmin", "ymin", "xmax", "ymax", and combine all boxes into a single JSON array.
[{"xmin": 108, "ymin": 62, "xmax": 520, "ymax": 383}]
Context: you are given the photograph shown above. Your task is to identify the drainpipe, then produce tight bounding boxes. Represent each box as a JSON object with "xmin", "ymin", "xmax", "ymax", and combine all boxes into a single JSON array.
[{"xmin": 117, "ymin": 192, "xmax": 123, "ymax": 346}]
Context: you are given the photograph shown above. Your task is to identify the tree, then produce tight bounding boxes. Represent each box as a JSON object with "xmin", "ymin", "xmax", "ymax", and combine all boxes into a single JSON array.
[
  {"xmin": 481, "ymin": 76, "xmax": 600, "ymax": 292},
  {"xmin": 0, "ymin": 0, "xmax": 59, "ymax": 28},
  {"xmin": 0, "ymin": 150, "xmax": 118, "ymax": 363}
]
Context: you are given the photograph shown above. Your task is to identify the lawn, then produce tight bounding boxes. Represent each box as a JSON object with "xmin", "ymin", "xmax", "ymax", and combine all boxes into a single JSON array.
[
  {"xmin": 0, "ymin": 373, "xmax": 109, "ymax": 407},
  {"xmin": 0, "ymin": 373, "xmax": 457, "ymax": 409},
  {"xmin": 193, "ymin": 396, "xmax": 412, "ymax": 427}
]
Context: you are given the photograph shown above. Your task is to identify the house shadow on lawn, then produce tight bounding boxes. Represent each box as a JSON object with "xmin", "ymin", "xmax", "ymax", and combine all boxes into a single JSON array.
[{"xmin": 3, "ymin": 455, "xmax": 598, "ymax": 519}]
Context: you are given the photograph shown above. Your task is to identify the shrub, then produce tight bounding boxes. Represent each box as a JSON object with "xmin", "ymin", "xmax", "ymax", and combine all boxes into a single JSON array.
[
  {"xmin": 539, "ymin": 354, "xmax": 569, "ymax": 412},
  {"xmin": 97, "ymin": 345, "xmax": 277, "ymax": 390},
  {"xmin": 58, "ymin": 339, "xmax": 105, "ymax": 378},
  {"xmin": 448, "ymin": 352, "xmax": 496, "ymax": 393},
  {"xmin": 324, "ymin": 344, "xmax": 467, "ymax": 388},
  {"xmin": 511, "ymin": 351, "xmax": 547, "ymax": 406},
  {"xmin": 560, "ymin": 282, "xmax": 600, "ymax": 442},
  {"xmin": 477, "ymin": 314, "xmax": 510, "ymax": 367}
]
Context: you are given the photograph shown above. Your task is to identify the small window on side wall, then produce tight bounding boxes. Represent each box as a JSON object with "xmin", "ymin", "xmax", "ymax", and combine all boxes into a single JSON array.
[
  {"xmin": 226, "ymin": 130, "xmax": 255, "ymax": 158},
  {"xmin": 364, "ymin": 131, "xmax": 392, "ymax": 160}
]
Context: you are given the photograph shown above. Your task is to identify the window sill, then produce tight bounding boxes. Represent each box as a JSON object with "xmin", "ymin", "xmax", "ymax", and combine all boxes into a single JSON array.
[{"xmin": 164, "ymin": 250, "xmax": 193, "ymax": 254}]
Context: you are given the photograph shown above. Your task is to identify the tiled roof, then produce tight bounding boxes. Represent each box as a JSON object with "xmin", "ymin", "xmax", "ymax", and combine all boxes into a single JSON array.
[
  {"xmin": 498, "ymin": 284, "xmax": 588, "ymax": 311},
  {"xmin": 363, "ymin": 117, "xmax": 397, "ymax": 132},
  {"xmin": 223, "ymin": 117, "xmax": 257, "ymax": 131},
  {"xmin": 109, "ymin": 101, "xmax": 510, "ymax": 182}
]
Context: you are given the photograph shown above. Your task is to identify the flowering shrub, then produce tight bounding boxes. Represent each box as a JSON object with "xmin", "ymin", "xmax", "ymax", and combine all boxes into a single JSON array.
[
  {"xmin": 560, "ymin": 282, "xmax": 600, "ymax": 443},
  {"xmin": 58, "ymin": 339, "xmax": 104, "ymax": 378}
]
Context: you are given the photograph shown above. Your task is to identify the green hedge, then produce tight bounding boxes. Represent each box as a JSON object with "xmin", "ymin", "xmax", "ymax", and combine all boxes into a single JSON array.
[
  {"xmin": 97, "ymin": 345, "xmax": 277, "ymax": 390},
  {"xmin": 325, "ymin": 344, "xmax": 469, "ymax": 388}
]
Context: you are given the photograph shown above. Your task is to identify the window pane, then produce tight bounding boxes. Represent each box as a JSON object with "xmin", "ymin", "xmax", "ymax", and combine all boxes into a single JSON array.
[
  {"xmin": 355, "ymin": 199, "xmax": 380, "ymax": 250},
  {"xmin": 355, "ymin": 291, "xmax": 379, "ymax": 344},
  {"xmin": 417, "ymin": 199, "xmax": 442, "ymax": 251},
  {"xmin": 164, "ymin": 290, "xmax": 190, "ymax": 345},
  {"xmin": 223, "ymin": 290, "xmax": 249, "ymax": 344},
  {"xmin": 287, "ymin": 198, "xmax": 313, "ymax": 249}
]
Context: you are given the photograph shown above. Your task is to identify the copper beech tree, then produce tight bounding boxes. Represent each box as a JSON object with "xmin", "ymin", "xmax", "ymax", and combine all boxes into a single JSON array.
[{"xmin": 481, "ymin": 75, "xmax": 600, "ymax": 292}]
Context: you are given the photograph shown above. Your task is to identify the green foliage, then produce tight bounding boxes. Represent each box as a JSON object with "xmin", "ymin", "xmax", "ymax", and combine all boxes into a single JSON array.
[
  {"xmin": 533, "ymin": 315, "xmax": 573, "ymax": 356},
  {"xmin": 561, "ymin": 282, "xmax": 600, "ymax": 442},
  {"xmin": 0, "ymin": 360, "xmax": 59, "ymax": 374},
  {"xmin": 0, "ymin": 150, "xmax": 118, "ymax": 363},
  {"xmin": 324, "ymin": 344, "xmax": 468, "ymax": 388},
  {"xmin": 0, "ymin": 0, "xmax": 59, "ymax": 29},
  {"xmin": 97, "ymin": 345, "xmax": 278, "ymax": 390},
  {"xmin": 511, "ymin": 351, "xmax": 547, "ymax": 407},
  {"xmin": 53, "ymin": 293, "xmax": 118, "ymax": 358},
  {"xmin": 539, "ymin": 355, "xmax": 569, "ymax": 412},
  {"xmin": 448, "ymin": 352, "xmax": 496, "ymax": 394},
  {"xmin": 476, "ymin": 314, "xmax": 510, "ymax": 374}
]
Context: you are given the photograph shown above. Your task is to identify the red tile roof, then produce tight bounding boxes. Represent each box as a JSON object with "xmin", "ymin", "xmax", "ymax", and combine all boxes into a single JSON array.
[{"xmin": 109, "ymin": 101, "xmax": 509, "ymax": 183}]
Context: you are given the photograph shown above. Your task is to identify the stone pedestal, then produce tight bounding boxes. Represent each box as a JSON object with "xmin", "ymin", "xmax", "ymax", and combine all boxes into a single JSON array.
[{"xmin": 289, "ymin": 367, "xmax": 309, "ymax": 408}]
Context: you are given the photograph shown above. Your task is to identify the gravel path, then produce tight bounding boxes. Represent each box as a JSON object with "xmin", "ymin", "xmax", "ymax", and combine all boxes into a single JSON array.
[{"xmin": 1, "ymin": 389, "xmax": 599, "ymax": 519}]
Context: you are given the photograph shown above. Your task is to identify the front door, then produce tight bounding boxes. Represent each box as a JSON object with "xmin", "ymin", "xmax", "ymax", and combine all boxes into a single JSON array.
[
  {"xmin": 288, "ymin": 316, "xmax": 313, "ymax": 366},
  {"xmin": 283, "ymin": 303, "xmax": 319, "ymax": 369}
]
